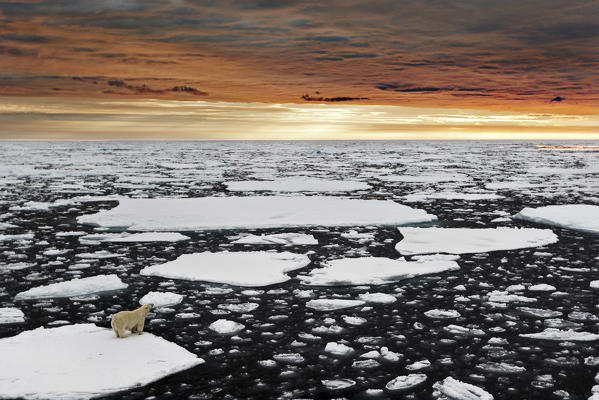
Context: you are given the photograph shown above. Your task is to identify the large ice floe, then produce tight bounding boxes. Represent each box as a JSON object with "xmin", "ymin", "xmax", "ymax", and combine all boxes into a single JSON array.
[
  {"xmin": 15, "ymin": 275, "xmax": 127, "ymax": 300},
  {"xmin": 225, "ymin": 178, "xmax": 370, "ymax": 192},
  {"xmin": 513, "ymin": 204, "xmax": 599, "ymax": 234},
  {"xmin": 396, "ymin": 227, "xmax": 558, "ymax": 255},
  {"xmin": 140, "ymin": 251, "xmax": 310, "ymax": 287},
  {"xmin": 0, "ymin": 324, "xmax": 203, "ymax": 400},
  {"xmin": 77, "ymin": 196, "xmax": 436, "ymax": 231},
  {"xmin": 139, "ymin": 291, "xmax": 183, "ymax": 308},
  {"xmin": 299, "ymin": 257, "xmax": 460, "ymax": 286},
  {"xmin": 432, "ymin": 376, "xmax": 493, "ymax": 400}
]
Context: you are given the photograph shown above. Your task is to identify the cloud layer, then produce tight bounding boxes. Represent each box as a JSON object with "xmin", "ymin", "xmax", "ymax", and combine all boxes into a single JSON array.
[{"xmin": 0, "ymin": 0, "xmax": 596, "ymax": 115}]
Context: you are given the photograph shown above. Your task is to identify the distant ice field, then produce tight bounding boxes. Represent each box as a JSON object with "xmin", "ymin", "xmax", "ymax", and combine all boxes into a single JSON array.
[{"xmin": 0, "ymin": 141, "xmax": 598, "ymax": 400}]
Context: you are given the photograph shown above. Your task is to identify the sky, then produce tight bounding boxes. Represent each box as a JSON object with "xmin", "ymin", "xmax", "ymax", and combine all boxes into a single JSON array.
[{"xmin": 0, "ymin": 0, "xmax": 597, "ymax": 139}]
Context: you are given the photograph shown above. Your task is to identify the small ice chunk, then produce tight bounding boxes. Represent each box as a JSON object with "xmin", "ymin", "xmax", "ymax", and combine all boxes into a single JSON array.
[
  {"xmin": 406, "ymin": 360, "xmax": 431, "ymax": 371},
  {"xmin": 139, "ymin": 291, "xmax": 183, "ymax": 308},
  {"xmin": 358, "ymin": 292, "xmax": 397, "ymax": 304},
  {"xmin": 218, "ymin": 303, "xmax": 259, "ymax": 313},
  {"xmin": 0, "ymin": 307, "xmax": 25, "ymax": 324},
  {"xmin": 432, "ymin": 376, "xmax": 493, "ymax": 400},
  {"xmin": 343, "ymin": 316, "xmax": 367, "ymax": 326},
  {"xmin": 321, "ymin": 379, "xmax": 356, "ymax": 390},
  {"xmin": 208, "ymin": 319, "xmax": 245, "ymax": 335},
  {"xmin": 528, "ymin": 284, "xmax": 556, "ymax": 292},
  {"xmin": 306, "ymin": 299, "xmax": 365, "ymax": 311},
  {"xmin": 324, "ymin": 342, "xmax": 355, "ymax": 356},
  {"xmin": 386, "ymin": 374, "xmax": 427, "ymax": 392},
  {"xmin": 273, "ymin": 353, "xmax": 304, "ymax": 365},
  {"xmin": 424, "ymin": 309, "xmax": 461, "ymax": 319}
]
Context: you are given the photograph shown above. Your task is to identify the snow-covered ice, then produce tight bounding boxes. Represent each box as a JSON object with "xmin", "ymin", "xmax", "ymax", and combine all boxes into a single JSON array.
[
  {"xmin": 432, "ymin": 376, "xmax": 493, "ymax": 400},
  {"xmin": 139, "ymin": 291, "xmax": 183, "ymax": 308},
  {"xmin": 0, "ymin": 324, "xmax": 203, "ymax": 400},
  {"xmin": 103, "ymin": 232, "xmax": 190, "ymax": 242},
  {"xmin": 208, "ymin": 319, "xmax": 245, "ymax": 335},
  {"xmin": 225, "ymin": 178, "xmax": 370, "ymax": 192},
  {"xmin": 15, "ymin": 275, "xmax": 127, "ymax": 300},
  {"xmin": 396, "ymin": 227, "xmax": 558, "ymax": 255},
  {"xmin": 77, "ymin": 196, "xmax": 437, "ymax": 231},
  {"xmin": 300, "ymin": 257, "xmax": 460, "ymax": 286},
  {"xmin": 140, "ymin": 251, "xmax": 310, "ymax": 287},
  {"xmin": 520, "ymin": 329, "xmax": 599, "ymax": 341},
  {"xmin": 324, "ymin": 342, "xmax": 355, "ymax": 356},
  {"xmin": 0, "ymin": 307, "xmax": 25, "ymax": 324},
  {"xmin": 386, "ymin": 374, "xmax": 427, "ymax": 392},
  {"xmin": 513, "ymin": 204, "xmax": 599, "ymax": 234},
  {"xmin": 306, "ymin": 299, "xmax": 365, "ymax": 311},
  {"xmin": 358, "ymin": 292, "xmax": 397, "ymax": 304},
  {"xmin": 231, "ymin": 233, "xmax": 317, "ymax": 245}
]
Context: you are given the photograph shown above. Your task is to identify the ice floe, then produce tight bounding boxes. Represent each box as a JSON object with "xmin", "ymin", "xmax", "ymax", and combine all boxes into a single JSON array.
[
  {"xmin": 77, "ymin": 196, "xmax": 436, "ymax": 231},
  {"xmin": 0, "ymin": 307, "xmax": 25, "ymax": 324},
  {"xmin": 139, "ymin": 291, "xmax": 183, "ymax": 308},
  {"xmin": 432, "ymin": 376, "xmax": 493, "ymax": 400},
  {"xmin": 321, "ymin": 379, "xmax": 356, "ymax": 390},
  {"xmin": 404, "ymin": 192, "xmax": 503, "ymax": 202},
  {"xmin": 513, "ymin": 204, "xmax": 599, "ymax": 234},
  {"xmin": 306, "ymin": 299, "xmax": 365, "ymax": 311},
  {"xmin": 396, "ymin": 227, "xmax": 558, "ymax": 255},
  {"xmin": 140, "ymin": 251, "xmax": 310, "ymax": 287},
  {"xmin": 324, "ymin": 342, "xmax": 355, "ymax": 356},
  {"xmin": 520, "ymin": 328, "xmax": 599, "ymax": 341},
  {"xmin": 104, "ymin": 232, "xmax": 190, "ymax": 242},
  {"xmin": 209, "ymin": 319, "xmax": 245, "ymax": 335},
  {"xmin": 0, "ymin": 324, "xmax": 203, "ymax": 400},
  {"xmin": 231, "ymin": 233, "xmax": 317, "ymax": 245},
  {"xmin": 225, "ymin": 178, "xmax": 370, "ymax": 192},
  {"xmin": 300, "ymin": 257, "xmax": 460, "ymax": 286},
  {"xmin": 386, "ymin": 374, "xmax": 427, "ymax": 392},
  {"xmin": 358, "ymin": 292, "xmax": 397, "ymax": 304},
  {"xmin": 15, "ymin": 274, "xmax": 127, "ymax": 300}
]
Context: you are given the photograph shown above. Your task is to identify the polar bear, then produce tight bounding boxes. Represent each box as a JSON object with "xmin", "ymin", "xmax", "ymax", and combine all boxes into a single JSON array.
[{"xmin": 110, "ymin": 304, "xmax": 153, "ymax": 338}]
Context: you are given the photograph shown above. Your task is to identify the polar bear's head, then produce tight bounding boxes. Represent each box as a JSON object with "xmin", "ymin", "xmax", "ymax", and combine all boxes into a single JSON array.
[{"xmin": 141, "ymin": 303, "xmax": 153, "ymax": 314}]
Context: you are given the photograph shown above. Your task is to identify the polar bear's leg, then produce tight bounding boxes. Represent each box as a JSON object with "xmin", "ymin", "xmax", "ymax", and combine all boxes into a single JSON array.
[
  {"xmin": 137, "ymin": 321, "xmax": 144, "ymax": 335},
  {"xmin": 130, "ymin": 325, "xmax": 137, "ymax": 334}
]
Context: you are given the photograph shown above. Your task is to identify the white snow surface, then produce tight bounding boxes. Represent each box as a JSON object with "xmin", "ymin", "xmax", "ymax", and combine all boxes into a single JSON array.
[
  {"xmin": 139, "ymin": 291, "xmax": 183, "ymax": 308},
  {"xmin": 396, "ymin": 227, "xmax": 558, "ymax": 255},
  {"xmin": 140, "ymin": 251, "xmax": 310, "ymax": 287},
  {"xmin": 77, "ymin": 196, "xmax": 437, "ymax": 231},
  {"xmin": 0, "ymin": 323, "xmax": 203, "ymax": 400},
  {"xmin": 15, "ymin": 275, "xmax": 127, "ymax": 300},
  {"xmin": 225, "ymin": 178, "xmax": 370, "ymax": 192},
  {"xmin": 513, "ymin": 204, "xmax": 599, "ymax": 234},
  {"xmin": 231, "ymin": 233, "xmax": 317, "ymax": 245},
  {"xmin": 0, "ymin": 307, "xmax": 25, "ymax": 324},
  {"xmin": 432, "ymin": 376, "xmax": 494, "ymax": 400},
  {"xmin": 299, "ymin": 257, "xmax": 460, "ymax": 286}
]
